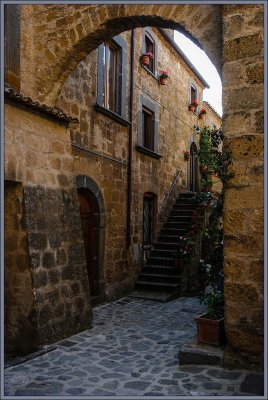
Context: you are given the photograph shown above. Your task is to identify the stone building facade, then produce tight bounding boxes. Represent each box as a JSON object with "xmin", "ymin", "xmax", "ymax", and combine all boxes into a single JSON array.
[
  {"xmin": 3, "ymin": 4, "xmax": 264, "ymax": 369},
  {"xmin": 5, "ymin": 24, "xmax": 214, "ymax": 357}
]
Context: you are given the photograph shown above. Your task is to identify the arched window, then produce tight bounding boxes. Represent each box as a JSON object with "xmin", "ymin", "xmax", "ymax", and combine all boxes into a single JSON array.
[{"xmin": 189, "ymin": 142, "xmax": 199, "ymax": 192}]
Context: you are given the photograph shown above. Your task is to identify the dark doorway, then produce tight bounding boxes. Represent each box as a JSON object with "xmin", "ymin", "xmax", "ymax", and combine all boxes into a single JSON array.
[
  {"xmin": 189, "ymin": 142, "xmax": 199, "ymax": 192},
  {"xmin": 77, "ymin": 188, "xmax": 100, "ymax": 297}
]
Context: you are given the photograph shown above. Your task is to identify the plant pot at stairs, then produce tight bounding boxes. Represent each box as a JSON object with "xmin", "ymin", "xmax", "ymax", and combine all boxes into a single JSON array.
[
  {"xmin": 173, "ymin": 257, "xmax": 185, "ymax": 269},
  {"xmin": 195, "ymin": 314, "xmax": 225, "ymax": 345}
]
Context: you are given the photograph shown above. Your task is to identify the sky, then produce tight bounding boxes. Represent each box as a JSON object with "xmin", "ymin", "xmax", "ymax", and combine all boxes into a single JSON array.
[{"xmin": 174, "ymin": 31, "xmax": 222, "ymax": 116}]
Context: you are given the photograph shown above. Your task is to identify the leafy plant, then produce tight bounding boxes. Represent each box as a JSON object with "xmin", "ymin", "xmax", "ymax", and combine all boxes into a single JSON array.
[
  {"xmin": 200, "ymin": 289, "xmax": 224, "ymax": 319},
  {"xmin": 198, "ymin": 127, "xmax": 217, "ymax": 172}
]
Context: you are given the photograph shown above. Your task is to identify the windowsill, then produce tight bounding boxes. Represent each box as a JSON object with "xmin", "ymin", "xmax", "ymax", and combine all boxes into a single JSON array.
[
  {"xmin": 94, "ymin": 104, "xmax": 131, "ymax": 127},
  {"xmin": 136, "ymin": 145, "xmax": 162, "ymax": 159},
  {"xmin": 140, "ymin": 63, "xmax": 158, "ymax": 81}
]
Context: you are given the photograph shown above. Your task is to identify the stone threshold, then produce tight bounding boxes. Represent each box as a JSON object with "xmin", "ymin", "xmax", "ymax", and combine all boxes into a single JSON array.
[
  {"xmin": 4, "ymin": 345, "xmax": 57, "ymax": 369},
  {"xmin": 179, "ymin": 335, "xmax": 225, "ymax": 366}
]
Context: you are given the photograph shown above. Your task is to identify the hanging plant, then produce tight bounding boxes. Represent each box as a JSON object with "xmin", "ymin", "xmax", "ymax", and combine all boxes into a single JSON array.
[
  {"xmin": 140, "ymin": 52, "xmax": 154, "ymax": 66},
  {"xmin": 158, "ymin": 70, "xmax": 169, "ymax": 85}
]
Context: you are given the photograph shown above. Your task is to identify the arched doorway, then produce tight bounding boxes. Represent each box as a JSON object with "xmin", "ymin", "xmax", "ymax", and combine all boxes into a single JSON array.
[
  {"xmin": 77, "ymin": 188, "xmax": 100, "ymax": 297},
  {"xmin": 189, "ymin": 142, "xmax": 199, "ymax": 192}
]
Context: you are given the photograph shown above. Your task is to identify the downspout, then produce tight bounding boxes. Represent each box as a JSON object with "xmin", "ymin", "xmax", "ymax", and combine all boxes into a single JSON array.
[{"xmin": 126, "ymin": 29, "xmax": 135, "ymax": 248}]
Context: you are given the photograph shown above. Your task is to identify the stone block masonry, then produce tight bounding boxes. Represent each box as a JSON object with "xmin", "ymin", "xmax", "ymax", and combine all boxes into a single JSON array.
[{"xmin": 24, "ymin": 186, "xmax": 92, "ymax": 345}]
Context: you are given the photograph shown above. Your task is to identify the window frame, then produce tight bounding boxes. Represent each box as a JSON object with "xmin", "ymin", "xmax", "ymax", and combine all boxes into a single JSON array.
[
  {"xmin": 142, "ymin": 28, "xmax": 158, "ymax": 78},
  {"xmin": 136, "ymin": 94, "xmax": 162, "ymax": 159},
  {"xmin": 190, "ymin": 83, "xmax": 198, "ymax": 114},
  {"xmin": 142, "ymin": 106, "xmax": 154, "ymax": 151},
  {"xmin": 96, "ymin": 35, "xmax": 127, "ymax": 119}
]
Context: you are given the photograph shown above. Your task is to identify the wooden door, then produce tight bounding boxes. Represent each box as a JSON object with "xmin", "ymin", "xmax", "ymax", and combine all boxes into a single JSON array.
[
  {"xmin": 189, "ymin": 142, "xmax": 199, "ymax": 192},
  {"xmin": 77, "ymin": 189, "xmax": 99, "ymax": 296}
]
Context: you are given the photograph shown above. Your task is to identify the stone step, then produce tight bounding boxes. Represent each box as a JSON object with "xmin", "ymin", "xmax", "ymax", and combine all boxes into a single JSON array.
[
  {"xmin": 167, "ymin": 215, "xmax": 193, "ymax": 222},
  {"xmin": 128, "ymin": 289, "xmax": 178, "ymax": 302},
  {"xmin": 138, "ymin": 272, "xmax": 181, "ymax": 283},
  {"xmin": 154, "ymin": 242, "xmax": 180, "ymax": 251},
  {"xmin": 178, "ymin": 192, "xmax": 195, "ymax": 199},
  {"xmin": 160, "ymin": 228, "xmax": 188, "ymax": 236},
  {"xmin": 163, "ymin": 221, "xmax": 191, "ymax": 229},
  {"xmin": 142, "ymin": 265, "xmax": 180, "ymax": 275},
  {"xmin": 146, "ymin": 256, "xmax": 174, "ymax": 266},
  {"xmin": 173, "ymin": 204, "xmax": 197, "ymax": 211},
  {"xmin": 158, "ymin": 235, "xmax": 183, "ymax": 244},
  {"xmin": 135, "ymin": 280, "xmax": 180, "ymax": 291},
  {"xmin": 170, "ymin": 210, "xmax": 194, "ymax": 217},
  {"xmin": 150, "ymin": 249, "xmax": 176, "ymax": 258}
]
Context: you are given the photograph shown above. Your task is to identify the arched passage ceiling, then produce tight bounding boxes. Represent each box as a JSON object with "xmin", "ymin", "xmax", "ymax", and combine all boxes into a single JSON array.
[{"xmin": 20, "ymin": 4, "xmax": 222, "ymax": 105}]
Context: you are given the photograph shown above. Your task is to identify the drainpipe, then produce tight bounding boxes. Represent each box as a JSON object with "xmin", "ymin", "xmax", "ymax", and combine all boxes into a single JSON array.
[{"xmin": 126, "ymin": 29, "xmax": 135, "ymax": 248}]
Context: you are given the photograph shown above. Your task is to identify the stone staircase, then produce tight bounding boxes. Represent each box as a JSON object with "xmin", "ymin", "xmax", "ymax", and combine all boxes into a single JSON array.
[{"xmin": 130, "ymin": 192, "xmax": 198, "ymax": 302}]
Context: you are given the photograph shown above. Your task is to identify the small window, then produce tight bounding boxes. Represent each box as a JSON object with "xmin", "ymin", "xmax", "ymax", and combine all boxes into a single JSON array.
[
  {"xmin": 103, "ymin": 41, "xmax": 120, "ymax": 113},
  {"xmin": 142, "ymin": 106, "xmax": 154, "ymax": 151},
  {"xmin": 144, "ymin": 32, "xmax": 155, "ymax": 73},
  {"xmin": 190, "ymin": 84, "xmax": 198, "ymax": 110}
]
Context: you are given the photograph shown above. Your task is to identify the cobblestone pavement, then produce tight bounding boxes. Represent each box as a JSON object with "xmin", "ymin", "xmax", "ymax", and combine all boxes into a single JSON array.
[{"xmin": 4, "ymin": 297, "xmax": 264, "ymax": 398}]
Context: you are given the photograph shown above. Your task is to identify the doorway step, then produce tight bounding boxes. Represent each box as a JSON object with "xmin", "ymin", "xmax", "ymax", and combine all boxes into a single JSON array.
[{"xmin": 130, "ymin": 192, "xmax": 198, "ymax": 302}]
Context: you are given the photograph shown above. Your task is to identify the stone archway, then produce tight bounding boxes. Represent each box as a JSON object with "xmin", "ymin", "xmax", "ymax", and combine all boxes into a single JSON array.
[
  {"xmin": 76, "ymin": 175, "xmax": 106, "ymax": 304},
  {"xmin": 19, "ymin": 4, "xmax": 222, "ymax": 104}
]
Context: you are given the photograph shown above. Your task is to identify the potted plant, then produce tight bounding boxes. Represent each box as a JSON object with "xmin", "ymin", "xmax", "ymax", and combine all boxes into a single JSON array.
[
  {"xmin": 199, "ymin": 107, "xmax": 207, "ymax": 120},
  {"xmin": 189, "ymin": 99, "xmax": 198, "ymax": 112},
  {"xmin": 195, "ymin": 288, "xmax": 225, "ymax": 345},
  {"xmin": 184, "ymin": 149, "xmax": 191, "ymax": 161},
  {"xmin": 201, "ymin": 175, "xmax": 213, "ymax": 192},
  {"xmin": 158, "ymin": 70, "xmax": 169, "ymax": 85},
  {"xmin": 140, "ymin": 51, "xmax": 154, "ymax": 66}
]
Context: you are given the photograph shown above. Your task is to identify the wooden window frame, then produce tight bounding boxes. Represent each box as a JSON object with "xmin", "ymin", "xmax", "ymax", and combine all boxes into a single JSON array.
[
  {"xmin": 103, "ymin": 41, "xmax": 119, "ymax": 113},
  {"xmin": 190, "ymin": 83, "xmax": 198, "ymax": 114},
  {"xmin": 144, "ymin": 32, "xmax": 155, "ymax": 74},
  {"xmin": 96, "ymin": 35, "xmax": 127, "ymax": 119},
  {"xmin": 142, "ymin": 106, "xmax": 154, "ymax": 151}
]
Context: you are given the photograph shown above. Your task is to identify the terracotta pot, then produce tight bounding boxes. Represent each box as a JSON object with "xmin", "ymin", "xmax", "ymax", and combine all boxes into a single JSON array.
[
  {"xmin": 141, "ymin": 55, "xmax": 150, "ymax": 65},
  {"xmin": 188, "ymin": 105, "xmax": 195, "ymax": 112},
  {"xmin": 199, "ymin": 164, "xmax": 208, "ymax": 174},
  {"xmin": 174, "ymin": 258, "xmax": 185, "ymax": 268},
  {"xmin": 195, "ymin": 313, "xmax": 225, "ymax": 346},
  {"xmin": 159, "ymin": 77, "xmax": 167, "ymax": 85},
  {"xmin": 201, "ymin": 185, "xmax": 212, "ymax": 192},
  {"xmin": 199, "ymin": 113, "xmax": 206, "ymax": 120}
]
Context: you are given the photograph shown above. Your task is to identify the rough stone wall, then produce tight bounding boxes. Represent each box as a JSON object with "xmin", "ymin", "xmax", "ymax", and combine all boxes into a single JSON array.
[
  {"xmin": 57, "ymin": 27, "xmax": 206, "ymax": 297},
  {"xmin": 222, "ymin": 4, "xmax": 264, "ymax": 368},
  {"xmin": 5, "ymin": 102, "xmax": 93, "ymax": 346},
  {"xmin": 131, "ymin": 27, "xmax": 206, "ymax": 244},
  {"xmin": 203, "ymin": 101, "xmax": 222, "ymax": 129},
  {"xmin": 4, "ymin": 182, "xmax": 39, "ymax": 357}
]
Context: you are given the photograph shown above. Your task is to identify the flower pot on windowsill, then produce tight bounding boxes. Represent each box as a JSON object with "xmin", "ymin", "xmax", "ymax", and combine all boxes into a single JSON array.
[
  {"xmin": 141, "ymin": 55, "xmax": 150, "ymax": 65},
  {"xmin": 188, "ymin": 105, "xmax": 196, "ymax": 112},
  {"xmin": 195, "ymin": 313, "xmax": 225, "ymax": 346},
  {"xmin": 199, "ymin": 113, "xmax": 206, "ymax": 120}
]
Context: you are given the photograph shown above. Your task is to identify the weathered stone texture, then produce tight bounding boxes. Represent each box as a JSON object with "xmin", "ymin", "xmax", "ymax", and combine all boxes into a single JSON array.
[
  {"xmin": 23, "ymin": 186, "xmax": 93, "ymax": 344},
  {"xmin": 4, "ymin": 183, "xmax": 39, "ymax": 357}
]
